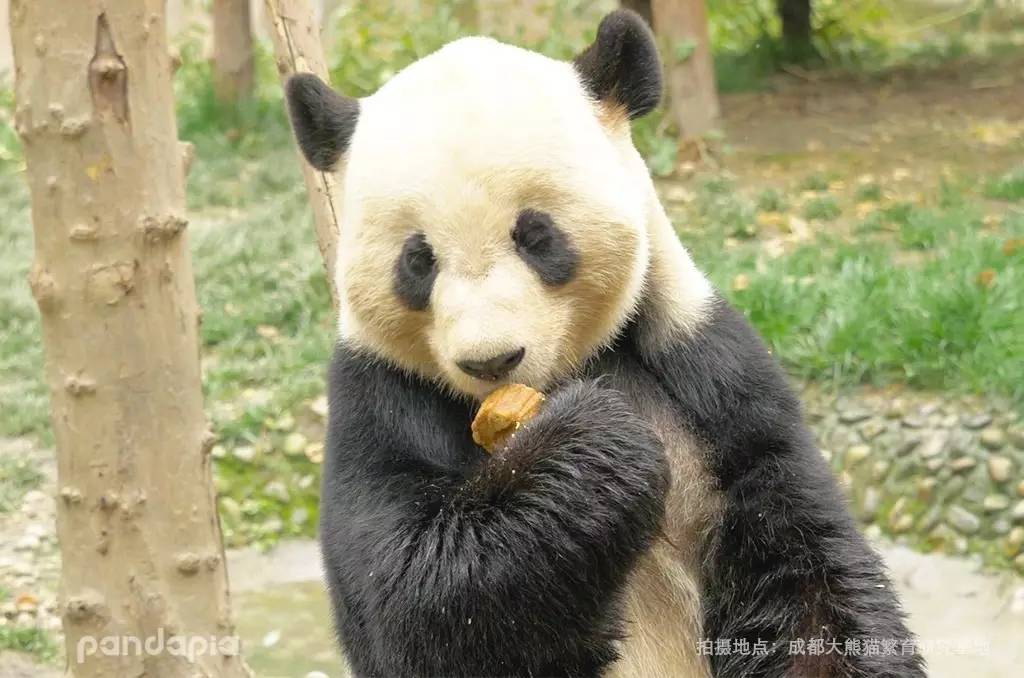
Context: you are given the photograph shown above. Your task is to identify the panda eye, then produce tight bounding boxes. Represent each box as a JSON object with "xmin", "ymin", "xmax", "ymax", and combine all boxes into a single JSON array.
[
  {"xmin": 512, "ymin": 209, "xmax": 578, "ymax": 287},
  {"xmin": 394, "ymin": 232, "xmax": 437, "ymax": 311},
  {"xmin": 513, "ymin": 210, "xmax": 553, "ymax": 251}
]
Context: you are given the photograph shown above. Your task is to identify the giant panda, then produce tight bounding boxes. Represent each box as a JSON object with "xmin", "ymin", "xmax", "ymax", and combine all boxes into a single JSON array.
[{"xmin": 284, "ymin": 9, "xmax": 925, "ymax": 678}]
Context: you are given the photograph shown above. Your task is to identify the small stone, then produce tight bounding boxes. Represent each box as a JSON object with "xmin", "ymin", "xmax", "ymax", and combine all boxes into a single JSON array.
[
  {"xmin": 917, "ymin": 477, "xmax": 938, "ymax": 502},
  {"xmin": 1012, "ymin": 500, "xmax": 1024, "ymax": 523},
  {"xmin": 980, "ymin": 428, "xmax": 1006, "ymax": 450},
  {"xmin": 918, "ymin": 432, "xmax": 948, "ymax": 458},
  {"xmin": 820, "ymin": 448, "xmax": 833, "ymax": 463},
  {"xmin": 890, "ymin": 514, "xmax": 914, "ymax": 534},
  {"xmin": 949, "ymin": 456, "xmax": 977, "ymax": 473},
  {"xmin": 310, "ymin": 395, "xmax": 329, "ymax": 418},
  {"xmin": 947, "ymin": 506, "xmax": 982, "ymax": 534},
  {"xmin": 885, "ymin": 398, "xmax": 907, "ymax": 419},
  {"xmin": 304, "ymin": 442, "xmax": 324, "ymax": 464},
  {"xmin": 845, "ymin": 444, "xmax": 871, "ymax": 466},
  {"xmin": 962, "ymin": 413, "xmax": 992, "ymax": 429},
  {"xmin": 859, "ymin": 487, "xmax": 881, "ymax": 521},
  {"xmin": 291, "ymin": 507, "xmax": 310, "ymax": 526},
  {"xmin": 983, "ymin": 495, "xmax": 1010, "ymax": 513},
  {"xmin": 988, "ymin": 456, "xmax": 1014, "ymax": 483},
  {"xmin": 1006, "ymin": 527, "xmax": 1024, "ymax": 557},
  {"xmin": 1017, "ymin": 480, "xmax": 1024, "ymax": 498},
  {"xmin": 939, "ymin": 414, "xmax": 958, "ymax": 428},
  {"xmin": 839, "ymin": 408, "xmax": 872, "ymax": 424},
  {"xmin": 902, "ymin": 415, "xmax": 925, "ymax": 429},
  {"xmin": 871, "ymin": 460, "xmax": 890, "ymax": 481},
  {"xmin": 283, "ymin": 432, "xmax": 307, "ymax": 456},
  {"xmin": 860, "ymin": 420, "xmax": 886, "ymax": 441},
  {"xmin": 305, "ymin": 672, "xmax": 330, "ymax": 678},
  {"xmin": 1015, "ymin": 554, "xmax": 1024, "ymax": 572},
  {"xmin": 895, "ymin": 435, "xmax": 922, "ymax": 456},
  {"xmin": 994, "ymin": 519, "xmax": 1012, "ymax": 535}
]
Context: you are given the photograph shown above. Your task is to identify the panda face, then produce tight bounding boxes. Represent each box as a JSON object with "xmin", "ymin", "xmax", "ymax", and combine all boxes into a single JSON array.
[
  {"xmin": 330, "ymin": 40, "xmax": 649, "ymax": 399},
  {"xmin": 287, "ymin": 16, "xmax": 666, "ymax": 400}
]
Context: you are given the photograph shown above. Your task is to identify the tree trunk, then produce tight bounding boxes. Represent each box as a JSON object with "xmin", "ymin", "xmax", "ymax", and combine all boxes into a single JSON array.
[
  {"xmin": 213, "ymin": 0, "xmax": 255, "ymax": 103},
  {"xmin": 777, "ymin": 0, "xmax": 815, "ymax": 62},
  {"xmin": 621, "ymin": 0, "xmax": 653, "ymax": 26},
  {"xmin": 9, "ymin": 2, "xmax": 251, "ymax": 676},
  {"xmin": 651, "ymin": 0, "xmax": 720, "ymax": 140},
  {"xmin": 264, "ymin": 0, "xmax": 342, "ymax": 308}
]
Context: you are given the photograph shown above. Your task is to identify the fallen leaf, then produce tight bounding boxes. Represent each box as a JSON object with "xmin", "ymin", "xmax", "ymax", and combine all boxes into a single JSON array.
[
  {"xmin": 256, "ymin": 324, "xmax": 279, "ymax": 339},
  {"xmin": 976, "ymin": 269, "xmax": 997, "ymax": 288},
  {"xmin": 1003, "ymin": 238, "xmax": 1024, "ymax": 256},
  {"xmin": 756, "ymin": 211, "xmax": 787, "ymax": 228},
  {"xmin": 732, "ymin": 274, "xmax": 750, "ymax": 292}
]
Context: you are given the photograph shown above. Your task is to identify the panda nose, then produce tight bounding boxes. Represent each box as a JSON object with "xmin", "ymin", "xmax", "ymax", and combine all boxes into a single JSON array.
[{"xmin": 457, "ymin": 347, "xmax": 525, "ymax": 381}]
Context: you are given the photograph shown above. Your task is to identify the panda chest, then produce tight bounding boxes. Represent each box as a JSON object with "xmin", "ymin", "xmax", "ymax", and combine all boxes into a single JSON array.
[{"xmin": 607, "ymin": 413, "xmax": 724, "ymax": 678}]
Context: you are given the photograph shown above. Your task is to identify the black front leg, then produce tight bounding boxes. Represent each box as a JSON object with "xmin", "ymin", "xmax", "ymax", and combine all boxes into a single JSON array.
[
  {"xmin": 322, "ymin": 350, "xmax": 669, "ymax": 677},
  {"xmin": 628, "ymin": 298, "xmax": 925, "ymax": 677}
]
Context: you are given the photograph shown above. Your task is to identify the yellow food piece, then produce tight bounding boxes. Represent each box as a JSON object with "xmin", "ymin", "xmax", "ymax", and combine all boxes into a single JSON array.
[{"xmin": 471, "ymin": 383, "xmax": 546, "ymax": 452}]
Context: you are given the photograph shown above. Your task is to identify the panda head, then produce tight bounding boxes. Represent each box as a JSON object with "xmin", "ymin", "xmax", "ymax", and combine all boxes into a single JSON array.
[{"xmin": 287, "ymin": 10, "xmax": 663, "ymax": 400}]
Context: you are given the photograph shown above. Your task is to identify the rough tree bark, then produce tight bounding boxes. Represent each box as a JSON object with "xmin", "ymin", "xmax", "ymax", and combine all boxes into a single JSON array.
[
  {"xmin": 265, "ymin": 0, "xmax": 342, "ymax": 308},
  {"xmin": 9, "ymin": 2, "xmax": 251, "ymax": 676},
  {"xmin": 621, "ymin": 0, "xmax": 653, "ymax": 26},
  {"xmin": 651, "ymin": 0, "xmax": 720, "ymax": 140},
  {"xmin": 213, "ymin": 0, "xmax": 255, "ymax": 103}
]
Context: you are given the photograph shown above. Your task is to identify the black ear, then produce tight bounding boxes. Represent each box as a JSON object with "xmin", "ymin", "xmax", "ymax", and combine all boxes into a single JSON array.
[
  {"xmin": 285, "ymin": 73, "xmax": 360, "ymax": 171},
  {"xmin": 573, "ymin": 9, "xmax": 662, "ymax": 119}
]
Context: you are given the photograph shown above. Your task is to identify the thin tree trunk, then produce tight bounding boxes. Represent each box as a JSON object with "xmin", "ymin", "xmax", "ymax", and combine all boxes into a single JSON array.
[
  {"xmin": 621, "ymin": 0, "xmax": 653, "ymax": 26},
  {"xmin": 777, "ymin": 0, "xmax": 815, "ymax": 62},
  {"xmin": 651, "ymin": 0, "xmax": 720, "ymax": 140},
  {"xmin": 213, "ymin": 0, "xmax": 255, "ymax": 103},
  {"xmin": 264, "ymin": 0, "xmax": 342, "ymax": 308},
  {"xmin": 9, "ymin": 2, "xmax": 251, "ymax": 676}
]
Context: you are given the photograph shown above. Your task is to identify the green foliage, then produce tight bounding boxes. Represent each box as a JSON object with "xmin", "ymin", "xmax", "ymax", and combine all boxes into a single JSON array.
[
  {"xmin": 0, "ymin": 455, "xmax": 44, "ymax": 513},
  {"xmin": 986, "ymin": 164, "xmax": 1024, "ymax": 201},
  {"xmin": 855, "ymin": 182, "xmax": 883, "ymax": 202},
  {"xmin": 756, "ymin": 187, "xmax": 789, "ymax": 212},
  {"xmin": 0, "ymin": 626, "xmax": 59, "ymax": 663},
  {"xmin": 802, "ymin": 195, "xmax": 841, "ymax": 221},
  {"xmin": 683, "ymin": 178, "xmax": 1024, "ymax": 402}
]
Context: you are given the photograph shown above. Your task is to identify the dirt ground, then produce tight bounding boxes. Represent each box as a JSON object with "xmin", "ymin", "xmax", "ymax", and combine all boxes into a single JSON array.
[{"xmin": 718, "ymin": 59, "xmax": 1024, "ymax": 191}]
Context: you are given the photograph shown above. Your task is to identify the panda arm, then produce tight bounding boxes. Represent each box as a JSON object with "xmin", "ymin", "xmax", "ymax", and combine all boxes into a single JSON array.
[
  {"xmin": 634, "ymin": 297, "xmax": 925, "ymax": 678},
  {"xmin": 322, "ymin": 348, "xmax": 669, "ymax": 676}
]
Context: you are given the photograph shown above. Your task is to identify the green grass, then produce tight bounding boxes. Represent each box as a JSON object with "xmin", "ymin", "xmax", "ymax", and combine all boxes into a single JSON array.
[
  {"xmin": 986, "ymin": 164, "xmax": 1024, "ymax": 202},
  {"xmin": 0, "ymin": 625, "xmax": 59, "ymax": 663},
  {"xmin": 0, "ymin": 456, "xmax": 44, "ymax": 513},
  {"xmin": 681, "ymin": 177, "xmax": 1024, "ymax": 402},
  {"xmin": 802, "ymin": 195, "xmax": 842, "ymax": 221}
]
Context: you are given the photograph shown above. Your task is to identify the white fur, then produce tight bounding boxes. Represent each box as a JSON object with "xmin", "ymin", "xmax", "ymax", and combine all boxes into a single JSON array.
[
  {"xmin": 326, "ymin": 34, "xmax": 720, "ymax": 676},
  {"xmin": 330, "ymin": 36, "xmax": 714, "ymax": 400}
]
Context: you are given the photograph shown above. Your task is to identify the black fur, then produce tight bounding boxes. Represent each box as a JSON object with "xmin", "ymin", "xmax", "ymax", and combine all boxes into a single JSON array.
[
  {"xmin": 322, "ymin": 350, "xmax": 669, "ymax": 677},
  {"xmin": 573, "ymin": 10, "xmax": 662, "ymax": 119},
  {"xmin": 285, "ymin": 73, "xmax": 360, "ymax": 171},
  {"xmin": 320, "ymin": 292, "xmax": 924, "ymax": 677},
  {"xmin": 513, "ymin": 210, "xmax": 579, "ymax": 286},
  {"xmin": 623, "ymin": 297, "xmax": 926, "ymax": 678},
  {"xmin": 394, "ymin": 232, "xmax": 438, "ymax": 311}
]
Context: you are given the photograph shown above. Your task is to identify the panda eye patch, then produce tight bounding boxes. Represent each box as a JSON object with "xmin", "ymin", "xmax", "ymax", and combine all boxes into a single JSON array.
[
  {"xmin": 394, "ymin": 232, "xmax": 437, "ymax": 311},
  {"xmin": 512, "ymin": 209, "xmax": 578, "ymax": 287}
]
